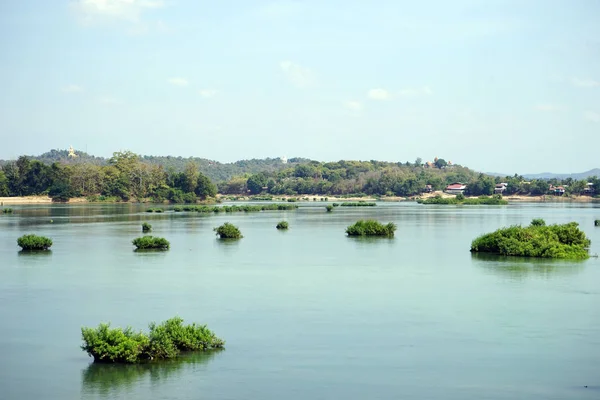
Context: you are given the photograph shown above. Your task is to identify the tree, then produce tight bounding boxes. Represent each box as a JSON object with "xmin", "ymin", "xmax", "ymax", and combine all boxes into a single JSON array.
[
  {"xmin": 530, "ymin": 180, "xmax": 549, "ymax": 195},
  {"xmin": 435, "ymin": 158, "xmax": 448, "ymax": 169},
  {"xmin": 0, "ymin": 170, "xmax": 8, "ymax": 196},
  {"xmin": 414, "ymin": 157, "xmax": 422, "ymax": 167},
  {"xmin": 247, "ymin": 174, "xmax": 267, "ymax": 194},
  {"xmin": 182, "ymin": 162, "xmax": 199, "ymax": 194},
  {"xmin": 195, "ymin": 173, "xmax": 217, "ymax": 199}
]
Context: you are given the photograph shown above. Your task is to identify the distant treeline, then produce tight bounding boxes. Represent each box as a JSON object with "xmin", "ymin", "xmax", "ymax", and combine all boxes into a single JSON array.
[{"xmin": 0, "ymin": 150, "xmax": 598, "ymax": 201}]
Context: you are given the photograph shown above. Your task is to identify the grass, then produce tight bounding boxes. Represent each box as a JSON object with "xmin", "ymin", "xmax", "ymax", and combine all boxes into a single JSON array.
[
  {"xmin": 132, "ymin": 236, "xmax": 170, "ymax": 250},
  {"xmin": 276, "ymin": 221, "xmax": 289, "ymax": 230},
  {"xmin": 470, "ymin": 221, "xmax": 591, "ymax": 259},
  {"xmin": 81, "ymin": 316, "xmax": 224, "ymax": 364},
  {"xmin": 418, "ymin": 194, "xmax": 508, "ymax": 205},
  {"xmin": 214, "ymin": 222, "xmax": 243, "ymax": 239},
  {"xmin": 345, "ymin": 220, "xmax": 396, "ymax": 237},
  {"xmin": 17, "ymin": 234, "xmax": 53, "ymax": 251},
  {"xmin": 340, "ymin": 202, "xmax": 376, "ymax": 207}
]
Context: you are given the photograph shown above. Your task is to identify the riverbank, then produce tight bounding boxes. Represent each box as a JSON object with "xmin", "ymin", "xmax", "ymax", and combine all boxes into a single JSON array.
[{"xmin": 1, "ymin": 192, "xmax": 598, "ymax": 205}]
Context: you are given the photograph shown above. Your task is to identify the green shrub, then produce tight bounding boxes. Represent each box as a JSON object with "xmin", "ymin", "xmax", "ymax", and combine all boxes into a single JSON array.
[
  {"xmin": 142, "ymin": 222, "xmax": 152, "ymax": 232},
  {"xmin": 345, "ymin": 220, "xmax": 396, "ymax": 237},
  {"xmin": 326, "ymin": 205, "xmax": 334, "ymax": 212},
  {"xmin": 276, "ymin": 221, "xmax": 289, "ymax": 230},
  {"xmin": 2, "ymin": 208, "xmax": 13, "ymax": 214},
  {"xmin": 17, "ymin": 234, "xmax": 53, "ymax": 250},
  {"xmin": 81, "ymin": 317, "xmax": 224, "ymax": 364},
  {"xmin": 287, "ymin": 198, "xmax": 297, "ymax": 202},
  {"xmin": 132, "ymin": 236, "xmax": 170, "ymax": 250},
  {"xmin": 470, "ymin": 222, "xmax": 590, "ymax": 259},
  {"xmin": 332, "ymin": 203, "xmax": 340, "ymax": 207},
  {"xmin": 456, "ymin": 193, "xmax": 466, "ymax": 201},
  {"xmin": 146, "ymin": 208, "xmax": 164, "ymax": 213},
  {"xmin": 595, "ymin": 220, "xmax": 600, "ymax": 227},
  {"xmin": 418, "ymin": 195, "xmax": 507, "ymax": 205},
  {"xmin": 340, "ymin": 202, "xmax": 376, "ymax": 207},
  {"xmin": 214, "ymin": 222, "xmax": 243, "ymax": 239},
  {"xmin": 530, "ymin": 218, "xmax": 546, "ymax": 227},
  {"xmin": 173, "ymin": 206, "xmax": 183, "ymax": 212}
]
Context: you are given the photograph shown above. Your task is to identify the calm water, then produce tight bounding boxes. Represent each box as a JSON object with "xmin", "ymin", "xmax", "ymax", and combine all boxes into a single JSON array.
[{"xmin": 1, "ymin": 202, "xmax": 599, "ymax": 400}]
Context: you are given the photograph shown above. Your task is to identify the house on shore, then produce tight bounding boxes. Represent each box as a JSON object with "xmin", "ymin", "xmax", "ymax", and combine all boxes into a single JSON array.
[
  {"xmin": 494, "ymin": 183, "xmax": 508, "ymax": 194},
  {"xmin": 445, "ymin": 182, "xmax": 467, "ymax": 195},
  {"xmin": 583, "ymin": 183, "xmax": 594, "ymax": 195},
  {"xmin": 423, "ymin": 184, "xmax": 433, "ymax": 193},
  {"xmin": 553, "ymin": 186, "xmax": 565, "ymax": 196}
]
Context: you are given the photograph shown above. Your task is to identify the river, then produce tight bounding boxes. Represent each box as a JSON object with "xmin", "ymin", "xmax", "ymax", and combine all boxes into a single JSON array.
[{"xmin": 0, "ymin": 202, "xmax": 599, "ymax": 399}]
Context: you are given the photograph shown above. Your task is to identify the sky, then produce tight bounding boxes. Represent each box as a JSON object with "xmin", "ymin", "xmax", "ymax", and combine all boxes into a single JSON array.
[{"xmin": 0, "ymin": 0, "xmax": 599, "ymax": 174}]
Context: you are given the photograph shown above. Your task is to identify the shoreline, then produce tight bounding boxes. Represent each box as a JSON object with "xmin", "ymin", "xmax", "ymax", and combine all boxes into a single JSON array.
[{"xmin": 1, "ymin": 192, "xmax": 598, "ymax": 206}]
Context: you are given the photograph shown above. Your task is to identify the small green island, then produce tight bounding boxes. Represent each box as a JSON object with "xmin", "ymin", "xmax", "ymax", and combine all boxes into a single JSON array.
[
  {"xmin": 81, "ymin": 317, "xmax": 224, "ymax": 364},
  {"xmin": 276, "ymin": 221, "xmax": 289, "ymax": 230},
  {"xmin": 132, "ymin": 236, "xmax": 170, "ymax": 250},
  {"xmin": 17, "ymin": 234, "xmax": 53, "ymax": 251},
  {"xmin": 214, "ymin": 222, "xmax": 243, "ymax": 239},
  {"xmin": 470, "ymin": 219, "xmax": 591, "ymax": 259},
  {"xmin": 173, "ymin": 204, "xmax": 298, "ymax": 213},
  {"xmin": 346, "ymin": 220, "xmax": 397, "ymax": 237},
  {"xmin": 418, "ymin": 194, "xmax": 508, "ymax": 205}
]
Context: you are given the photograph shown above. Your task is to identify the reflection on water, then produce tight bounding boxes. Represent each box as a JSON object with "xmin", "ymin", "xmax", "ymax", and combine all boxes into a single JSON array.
[
  {"xmin": 81, "ymin": 351, "xmax": 221, "ymax": 398},
  {"xmin": 471, "ymin": 253, "xmax": 586, "ymax": 279}
]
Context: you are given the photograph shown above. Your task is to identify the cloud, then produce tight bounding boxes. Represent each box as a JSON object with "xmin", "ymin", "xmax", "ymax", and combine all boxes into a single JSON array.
[
  {"xmin": 199, "ymin": 89, "xmax": 218, "ymax": 98},
  {"xmin": 367, "ymin": 88, "xmax": 391, "ymax": 100},
  {"xmin": 584, "ymin": 111, "xmax": 600, "ymax": 122},
  {"xmin": 343, "ymin": 101, "xmax": 362, "ymax": 112},
  {"xmin": 98, "ymin": 96, "xmax": 121, "ymax": 105},
  {"xmin": 398, "ymin": 86, "xmax": 433, "ymax": 97},
  {"xmin": 534, "ymin": 104, "xmax": 564, "ymax": 112},
  {"xmin": 571, "ymin": 78, "xmax": 600, "ymax": 88},
  {"xmin": 61, "ymin": 84, "xmax": 84, "ymax": 93},
  {"xmin": 72, "ymin": 0, "xmax": 164, "ymax": 24},
  {"xmin": 280, "ymin": 61, "xmax": 315, "ymax": 88},
  {"xmin": 168, "ymin": 77, "xmax": 189, "ymax": 87}
]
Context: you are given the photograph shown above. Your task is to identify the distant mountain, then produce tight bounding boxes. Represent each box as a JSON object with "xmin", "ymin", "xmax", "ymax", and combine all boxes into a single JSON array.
[{"xmin": 523, "ymin": 169, "xmax": 600, "ymax": 180}]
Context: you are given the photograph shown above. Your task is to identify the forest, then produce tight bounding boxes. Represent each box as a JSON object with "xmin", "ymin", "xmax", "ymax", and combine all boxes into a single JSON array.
[{"xmin": 0, "ymin": 150, "xmax": 598, "ymax": 202}]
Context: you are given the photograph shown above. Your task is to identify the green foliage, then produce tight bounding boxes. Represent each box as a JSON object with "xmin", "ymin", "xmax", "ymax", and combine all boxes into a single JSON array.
[
  {"xmin": 173, "ymin": 203, "xmax": 298, "ymax": 213},
  {"xmin": 214, "ymin": 222, "xmax": 243, "ymax": 239},
  {"xmin": 17, "ymin": 234, "xmax": 52, "ymax": 250},
  {"xmin": 345, "ymin": 220, "xmax": 397, "ymax": 237},
  {"xmin": 530, "ymin": 218, "xmax": 546, "ymax": 227},
  {"xmin": 595, "ymin": 220, "xmax": 600, "ymax": 226},
  {"xmin": 142, "ymin": 222, "xmax": 152, "ymax": 232},
  {"xmin": 146, "ymin": 208, "xmax": 164, "ymax": 213},
  {"xmin": 276, "ymin": 221, "xmax": 289, "ymax": 229},
  {"xmin": 132, "ymin": 236, "xmax": 170, "ymax": 250},
  {"xmin": 418, "ymin": 194, "xmax": 508, "ymax": 205},
  {"xmin": 470, "ymin": 222, "xmax": 590, "ymax": 259},
  {"xmin": 287, "ymin": 198, "xmax": 297, "ymax": 202},
  {"xmin": 2, "ymin": 208, "xmax": 13, "ymax": 213},
  {"xmin": 326, "ymin": 205, "xmax": 334, "ymax": 212},
  {"xmin": 81, "ymin": 317, "xmax": 224, "ymax": 364},
  {"xmin": 455, "ymin": 193, "xmax": 465, "ymax": 201},
  {"xmin": 340, "ymin": 202, "xmax": 376, "ymax": 207},
  {"xmin": 332, "ymin": 203, "xmax": 340, "ymax": 207}
]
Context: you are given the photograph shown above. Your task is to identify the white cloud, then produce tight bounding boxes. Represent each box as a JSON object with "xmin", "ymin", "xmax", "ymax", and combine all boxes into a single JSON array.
[
  {"xmin": 168, "ymin": 77, "xmax": 189, "ymax": 87},
  {"xmin": 534, "ymin": 104, "xmax": 563, "ymax": 112},
  {"xmin": 367, "ymin": 88, "xmax": 391, "ymax": 100},
  {"xmin": 398, "ymin": 86, "xmax": 433, "ymax": 97},
  {"xmin": 199, "ymin": 89, "xmax": 218, "ymax": 98},
  {"xmin": 72, "ymin": 0, "xmax": 164, "ymax": 24},
  {"xmin": 343, "ymin": 100, "xmax": 362, "ymax": 112},
  {"xmin": 98, "ymin": 96, "xmax": 121, "ymax": 105},
  {"xmin": 584, "ymin": 111, "xmax": 600, "ymax": 122},
  {"xmin": 61, "ymin": 84, "xmax": 84, "ymax": 93},
  {"xmin": 571, "ymin": 78, "xmax": 599, "ymax": 88},
  {"xmin": 280, "ymin": 61, "xmax": 315, "ymax": 88}
]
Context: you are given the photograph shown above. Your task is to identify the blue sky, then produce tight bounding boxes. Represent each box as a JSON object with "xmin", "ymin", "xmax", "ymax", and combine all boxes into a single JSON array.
[{"xmin": 0, "ymin": 0, "xmax": 599, "ymax": 173}]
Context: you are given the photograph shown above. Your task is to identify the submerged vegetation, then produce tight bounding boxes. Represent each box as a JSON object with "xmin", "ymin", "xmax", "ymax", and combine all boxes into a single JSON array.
[
  {"xmin": 142, "ymin": 222, "xmax": 152, "ymax": 232},
  {"xmin": 346, "ymin": 220, "xmax": 396, "ymax": 237},
  {"xmin": 276, "ymin": 221, "xmax": 289, "ymax": 230},
  {"xmin": 470, "ymin": 220, "xmax": 591, "ymax": 259},
  {"xmin": 173, "ymin": 204, "xmax": 297, "ymax": 213},
  {"xmin": 340, "ymin": 202, "xmax": 376, "ymax": 207},
  {"xmin": 214, "ymin": 222, "xmax": 243, "ymax": 239},
  {"xmin": 132, "ymin": 236, "xmax": 170, "ymax": 250},
  {"xmin": 17, "ymin": 234, "xmax": 53, "ymax": 251},
  {"xmin": 417, "ymin": 194, "xmax": 508, "ymax": 205},
  {"xmin": 81, "ymin": 316, "xmax": 224, "ymax": 364}
]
